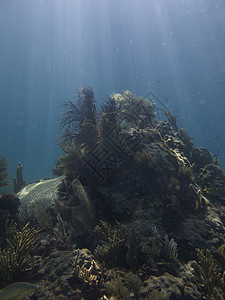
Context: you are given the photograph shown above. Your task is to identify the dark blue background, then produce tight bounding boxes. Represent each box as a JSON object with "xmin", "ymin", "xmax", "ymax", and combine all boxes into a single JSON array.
[{"xmin": 0, "ymin": 0, "xmax": 225, "ymax": 186}]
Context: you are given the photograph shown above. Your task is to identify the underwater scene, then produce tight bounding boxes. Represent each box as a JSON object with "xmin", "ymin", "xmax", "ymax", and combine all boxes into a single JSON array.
[{"xmin": 1, "ymin": 1, "xmax": 225, "ymax": 299}]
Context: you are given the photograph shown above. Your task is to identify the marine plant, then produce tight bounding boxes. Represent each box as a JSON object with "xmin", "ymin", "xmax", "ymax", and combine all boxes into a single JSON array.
[
  {"xmin": 152, "ymin": 226, "xmax": 178, "ymax": 261},
  {"xmin": 71, "ymin": 179, "xmax": 96, "ymax": 231},
  {"xmin": 55, "ymin": 88, "xmax": 158, "ymax": 183},
  {"xmin": 99, "ymin": 95, "xmax": 120, "ymax": 147},
  {"xmin": 59, "ymin": 85, "xmax": 99, "ymax": 149},
  {"xmin": 196, "ymin": 248, "xmax": 225, "ymax": 299},
  {"xmin": 0, "ymin": 220, "xmax": 41, "ymax": 282},
  {"xmin": 134, "ymin": 150, "xmax": 157, "ymax": 175},
  {"xmin": 164, "ymin": 235, "xmax": 178, "ymax": 261},
  {"xmin": 177, "ymin": 166, "xmax": 193, "ymax": 182},
  {"xmin": 0, "ymin": 156, "xmax": 8, "ymax": 189},
  {"xmin": 105, "ymin": 276, "xmax": 131, "ymax": 300},
  {"xmin": 142, "ymin": 236, "xmax": 162, "ymax": 267},
  {"xmin": 94, "ymin": 220, "xmax": 128, "ymax": 266},
  {"xmin": 105, "ymin": 271, "xmax": 142, "ymax": 300},
  {"xmin": 52, "ymin": 214, "xmax": 71, "ymax": 244},
  {"xmin": 126, "ymin": 226, "xmax": 141, "ymax": 269},
  {"xmin": 125, "ymin": 272, "xmax": 142, "ymax": 298},
  {"xmin": 53, "ymin": 143, "xmax": 84, "ymax": 177}
]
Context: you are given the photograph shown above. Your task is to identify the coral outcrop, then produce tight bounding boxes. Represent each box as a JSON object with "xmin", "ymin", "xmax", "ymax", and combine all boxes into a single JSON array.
[{"xmin": 12, "ymin": 87, "xmax": 225, "ymax": 299}]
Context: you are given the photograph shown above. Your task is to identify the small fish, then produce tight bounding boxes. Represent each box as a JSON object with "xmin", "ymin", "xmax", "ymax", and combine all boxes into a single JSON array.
[
  {"xmin": 165, "ymin": 97, "xmax": 169, "ymax": 102},
  {"xmin": 156, "ymin": 80, "xmax": 161, "ymax": 84},
  {"xmin": 213, "ymin": 149, "xmax": 220, "ymax": 158},
  {"xmin": 0, "ymin": 282, "xmax": 38, "ymax": 300},
  {"xmin": 214, "ymin": 135, "xmax": 218, "ymax": 141},
  {"xmin": 203, "ymin": 186, "xmax": 218, "ymax": 197}
]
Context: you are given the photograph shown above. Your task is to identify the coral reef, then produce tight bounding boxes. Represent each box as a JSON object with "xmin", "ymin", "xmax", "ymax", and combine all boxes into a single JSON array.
[{"xmin": 12, "ymin": 87, "xmax": 225, "ymax": 299}]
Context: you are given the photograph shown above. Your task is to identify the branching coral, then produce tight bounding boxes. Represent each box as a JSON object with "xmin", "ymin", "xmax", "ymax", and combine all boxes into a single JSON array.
[
  {"xmin": 196, "ymin": 248, "xmax": 225, "ymax": 299},
  {"xmin": 94, "ymin": 220, "xmax": 128, "ymax": 266},
  {"xmin": 152, "ymin": 226, "xmax": 178, "ymax": 262},
  {"xmin": 105, "ymin": 272, "xmax": 142, "ymax": 300},
  {"xmin": 105, "ymin": 276, "xmax": 131, "ymax": 300},
  {"xmin": 0, "ymin": 220, "xmax": 41, "ymax": 282}
]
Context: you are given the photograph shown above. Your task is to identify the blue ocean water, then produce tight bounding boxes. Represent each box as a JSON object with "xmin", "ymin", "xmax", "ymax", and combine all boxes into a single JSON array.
[{"xmin": 0, "ymin": 0, "xmax": 225, "ymax": 187}]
